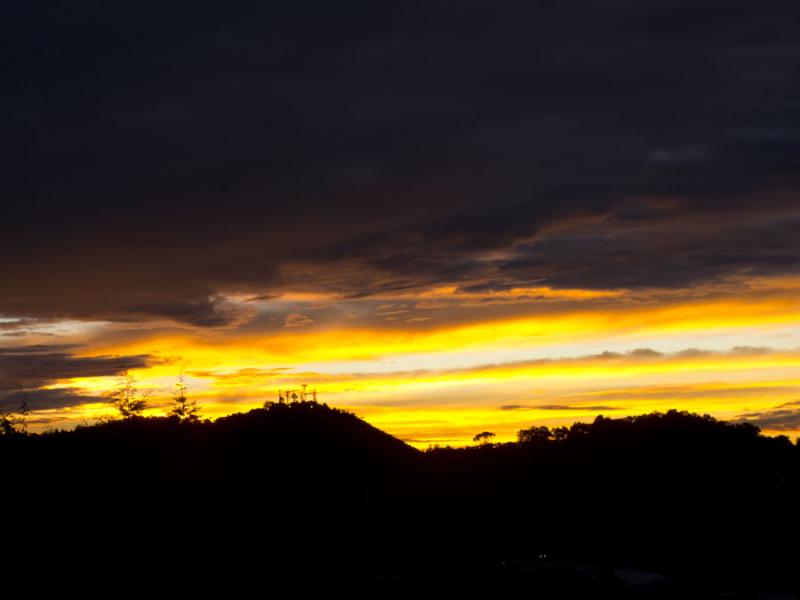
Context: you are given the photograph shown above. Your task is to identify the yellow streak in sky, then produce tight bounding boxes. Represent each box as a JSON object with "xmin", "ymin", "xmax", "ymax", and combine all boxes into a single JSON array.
[
  {"xmin": 28, "ymin": 277, "xmax": 800, "ymax": 445},
  {"xmin": 78, "ymin": 289, "xmax": 799, "ymax": 370},
  {"xmin": 54, "ymin": 348, "xmax": 800, "ymax": 447}
]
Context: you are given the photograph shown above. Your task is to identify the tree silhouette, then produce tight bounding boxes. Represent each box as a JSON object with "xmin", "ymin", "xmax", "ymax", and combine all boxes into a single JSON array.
[
  {"xmin": 517, "ymin": 425, "xmax": 552, "ymax": 446},
  {"xmin": 0, "ymin": 388, "xmax": 28, "ymax": 435},
  {"xmin": 110, "ymin": 370, "xmax": 148, "ymax": 418},
  {"xmin": 168, "ymin": 374, "xmax": 200, "ymax": 422},
  {"xmin": 0, "ymin": 408, "xmax": 15, "ymax": 435},
  {"xmin": 473, "ymin": 431, "xmax": 496, "ymax": 445},
  {"xmin": 0, "ymin": 405, "xmax": 798, "ymax": 591},
  {"xmin": 15, "ymin": 388, "xmax": 29, "ymax": 434}
]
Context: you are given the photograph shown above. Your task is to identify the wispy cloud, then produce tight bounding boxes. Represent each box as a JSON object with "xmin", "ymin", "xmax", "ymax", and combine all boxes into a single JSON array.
[{"xmin": 737, "ymin": 401, "xmax": 800, "ymax": 432}]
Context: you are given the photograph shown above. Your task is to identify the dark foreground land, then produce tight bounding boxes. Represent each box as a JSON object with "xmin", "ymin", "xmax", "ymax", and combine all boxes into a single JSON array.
[{"xmin": 2, "ymin": 402, "xmax": 798, "ymax": 598}]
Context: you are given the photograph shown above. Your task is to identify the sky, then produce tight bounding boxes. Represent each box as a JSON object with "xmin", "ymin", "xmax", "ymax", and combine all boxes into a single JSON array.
[{"xmin": 2, "ymin": 1, "xmax": 800, "ymax": 446}]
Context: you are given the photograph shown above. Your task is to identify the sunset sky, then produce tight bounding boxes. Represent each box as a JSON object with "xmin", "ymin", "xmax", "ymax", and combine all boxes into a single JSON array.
[{"xmin": 2, "ymin": 1, "xmax": 800, "ymax": 446}]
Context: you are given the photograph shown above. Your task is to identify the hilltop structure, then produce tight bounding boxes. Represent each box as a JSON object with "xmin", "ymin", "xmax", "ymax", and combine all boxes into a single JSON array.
[{"xmin": 275, "ymin": 383, "xmax": 317, "ymax": 404}]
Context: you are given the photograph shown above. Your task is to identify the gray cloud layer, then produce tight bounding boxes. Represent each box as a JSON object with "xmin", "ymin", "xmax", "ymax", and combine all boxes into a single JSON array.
[
  {"xmin": 738, "ymin": 401, "xmax": 800, "ymax": 432},
  {"xmin": 2, "ymin": 1, "xmax": 800, "ymax": 324},
  {"xmin": 0, "ymin": 345, "xmax": 155, "ymax": 410}
]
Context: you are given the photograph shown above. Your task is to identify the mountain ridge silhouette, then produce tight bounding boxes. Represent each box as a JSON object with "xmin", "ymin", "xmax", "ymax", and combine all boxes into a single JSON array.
[{"xmin": 1, "ymin": 402, "xmax": 798, "ymax": 596}]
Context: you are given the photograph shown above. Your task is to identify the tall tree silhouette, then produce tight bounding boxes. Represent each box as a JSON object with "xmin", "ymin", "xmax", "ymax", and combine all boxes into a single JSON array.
[
  {"xmin": 168, "ymin": 374, "xmax": 200, "ymax": 422},
  {"xmin": 15, "ymin": 384, "xmax": 29, "ymax": 434},
  {"xmin": 110, "ymin": 370, "xmax": 148, "ymax": 418}
]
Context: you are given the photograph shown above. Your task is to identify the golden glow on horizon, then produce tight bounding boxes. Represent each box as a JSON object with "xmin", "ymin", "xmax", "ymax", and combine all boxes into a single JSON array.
[
  {"xmin": 51, "ymin": 347, "xmax": 800, "ymax": 447},
  {"xmin": 12, "ymin": 275, "xmax": 800, "ymax": 447}
]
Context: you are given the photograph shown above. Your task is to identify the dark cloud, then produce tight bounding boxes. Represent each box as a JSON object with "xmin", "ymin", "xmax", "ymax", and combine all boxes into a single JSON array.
[
  {"xmin": 3, "ymin": 1, "xmax": 800, "ymax": 324},
  {"xmin": 0, "ymin": 388, "xmax": 104, "ymax": 412},
  {"xmin": 0, "ymin": 345, "xmax": 156, "ymax": 410},
  {"xmin": 0, "ymin": 345, "xmax": 154, "ymax": 385},
  {"xmin": 737, "ymin": 401, "xmax": 800, "ymax": 432},
  {"xmin": 488, "ymin": 204, "xmax": 800, "ymax": 290}
]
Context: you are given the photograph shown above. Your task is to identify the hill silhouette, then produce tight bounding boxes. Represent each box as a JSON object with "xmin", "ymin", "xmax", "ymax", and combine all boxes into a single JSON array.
[{"xmin": 1, "ymin": 403, "xmax": 798, "ymax": 596}]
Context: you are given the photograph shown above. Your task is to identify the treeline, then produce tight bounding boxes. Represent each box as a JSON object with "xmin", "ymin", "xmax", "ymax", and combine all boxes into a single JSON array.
[{"xmin": 1, "ymin": 403, "xmax": 798, "ymax": 595}]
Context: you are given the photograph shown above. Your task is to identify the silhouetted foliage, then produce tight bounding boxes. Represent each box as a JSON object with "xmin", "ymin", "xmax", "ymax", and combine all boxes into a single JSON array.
[
  {"xmin": 0, "ymin": 408, "xmax": 15, "ymax": 435},
  {"xmin": 16, "ymin": 398, "xmax": 28, "ymax": 434},
  {"xmin": 168, "ymin": 374, "xmax": 200, "ymax": 422},
  {"xmin": 473, "ymin": 431, "xmax": 495, "ymax": 444},
  {"xmin": 110, "ymin": 370, "xmax": 148, "ymax": 418},
  {"xmin": 0, "ymin": 397, "xmax": 28, "ymax": 436},
  {"xmin": 4, "ymin": 383, "xmax": 30, "ymax": 435},
  {"xmin": 1, "ymin": 405, "xmax": 798, "ymax": 595},
  {"xmin": 517, "ymin": 424, "xmax": 552, "ymax": 446}
]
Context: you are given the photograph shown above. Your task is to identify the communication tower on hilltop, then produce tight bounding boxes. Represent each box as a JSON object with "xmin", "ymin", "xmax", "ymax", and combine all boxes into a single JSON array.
[{"xmin": 277, "ymin": 384, "xmax": 318, "ymax": 404}]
